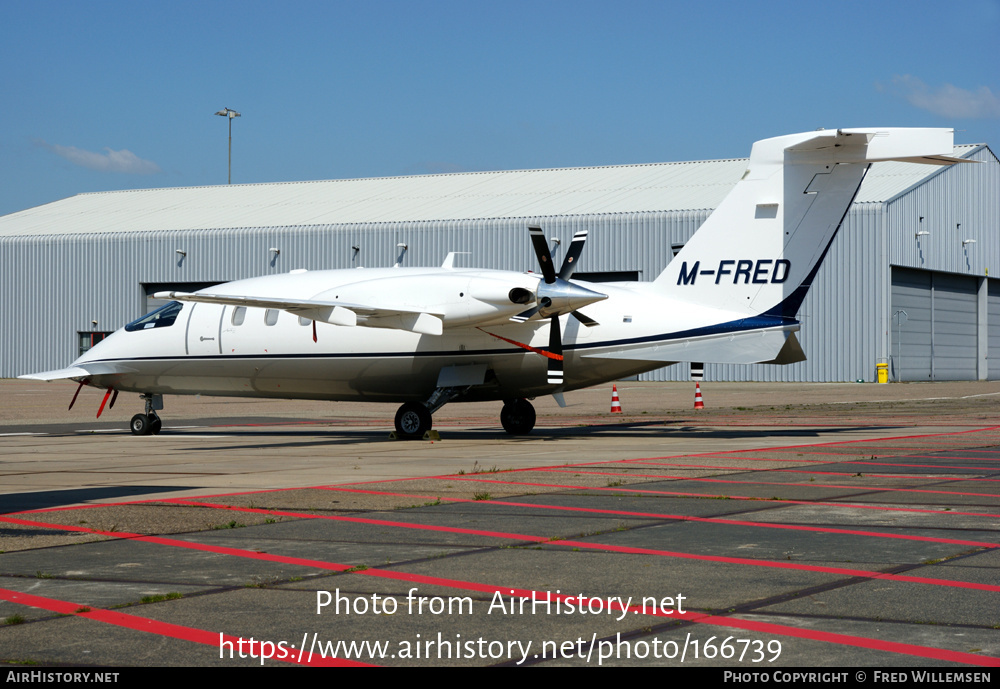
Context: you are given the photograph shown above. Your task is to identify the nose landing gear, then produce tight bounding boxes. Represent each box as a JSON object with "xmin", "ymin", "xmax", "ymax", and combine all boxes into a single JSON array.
[
  {"xmin": 130, "ymin": 394, "xmax": 164, "ymax": 436},
  {"xmin": 392, "ymin": 386, "xmax": 469, "ymax": 439},
  {"xmin": 130, "ymin": 412, "xmax": 162, "ymax": 435}
]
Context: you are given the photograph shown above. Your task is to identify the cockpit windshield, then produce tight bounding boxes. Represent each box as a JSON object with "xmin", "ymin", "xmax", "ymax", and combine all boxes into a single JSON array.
[{"xmin": 124, "ymin": 301, "xmax": 184, "ymax": 332}]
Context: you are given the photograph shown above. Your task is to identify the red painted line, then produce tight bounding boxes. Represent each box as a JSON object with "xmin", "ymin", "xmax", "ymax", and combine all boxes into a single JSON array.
[
  {"xmin": 11, "ymin": 424, "xmax": 998, "ymax": 522},
  {"xmin": 0, "ymin": 587, "xmax": 369, "ymax": 666},
  {"xmin": 2, "ymin": 518, "xmax": 994, "ymax": 666},
  {"xmin": 860, "ymin": 454, "xmax": 1000, "ymax": 463},
  {"xmin": 172, "ymin": 496, "xmax": 999, "ymax": 553},
  {"xmin": 530, "ymin": 468, "xmax": 1000, "ymax": 499},
  {"xmin": 650, "ymin": 448, "xmax": 1000, "ymax": 472},
  {"xmin": 346, "ymin": 573, "xmax": 999, "ymax": 666},
  {"xmin": 764, "ymin": 448, "xmax": 998, "ymax": 457},
  {"xmin": 314, "ymin": 487, "xmax": 1000, "ymax": 593},
  {"xmin": 439, "ymin": 476, "xmax": 1000, "ymax": 522},
  {"xmin": 0, "ymin": 516, "xmax": 360, "ymax": 571},
  {"xmin": 9, "ymin": 498, "xmax": 998, "ymax": 598},
  {"xmin": 839, "ymin": 460, "xmax": 998, "ymax": 471},
  {"xmin": 5, "ymin": 484, "xmax": 319, "ymax": 517},
  {"xmin": 631, "ymin": 459, "xmax": 1000, "ymax": 483},
  {"xmin": 670, "ymin": 425, "xmax": 1000, "ymax": 456},
  {"xmin": 763, "ymin": 447, "xmax": 1000, "ymax": 464}
]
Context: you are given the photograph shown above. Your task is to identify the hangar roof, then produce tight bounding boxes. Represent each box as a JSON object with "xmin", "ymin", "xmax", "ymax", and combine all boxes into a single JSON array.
[{"xmin": 0, "ymin": 145, "xmax": 983, "ymax": 237}]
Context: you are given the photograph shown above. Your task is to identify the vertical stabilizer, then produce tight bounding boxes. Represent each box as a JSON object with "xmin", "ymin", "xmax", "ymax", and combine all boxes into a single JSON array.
[{"xmin": 655, "ymin": 128, "xmax": 961, "ymax": 318}]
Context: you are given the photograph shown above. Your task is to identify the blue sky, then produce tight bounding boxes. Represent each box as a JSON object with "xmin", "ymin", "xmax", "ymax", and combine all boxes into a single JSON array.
[{"xmin": 2, "ymin": 0, "xmax": 998, "ymax": 217}]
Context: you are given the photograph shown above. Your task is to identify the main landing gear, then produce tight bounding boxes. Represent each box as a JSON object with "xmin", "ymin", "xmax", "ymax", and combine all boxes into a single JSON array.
[
  {"xmin": 500, "ymin": 399, "xmax": 535, "ymax": 435},
  {"xmin": 130, "ymin": 394, "xmax": 163, "ymax": 436},
  {"xmin": 393, "ymin": 394, "xmax": 538, "ymax": 439}
]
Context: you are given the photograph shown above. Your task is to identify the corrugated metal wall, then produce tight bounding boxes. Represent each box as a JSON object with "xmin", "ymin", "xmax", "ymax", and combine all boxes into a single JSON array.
[{"xmin": 887, "ymin": 146, "xmax": 999, "ymax": 277}]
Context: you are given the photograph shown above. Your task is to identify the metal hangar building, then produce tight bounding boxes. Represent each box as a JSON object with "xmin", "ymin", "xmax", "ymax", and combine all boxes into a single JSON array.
[{"xmin": 1, "ymin": 140, "xmax": 997, "ymax": 382}]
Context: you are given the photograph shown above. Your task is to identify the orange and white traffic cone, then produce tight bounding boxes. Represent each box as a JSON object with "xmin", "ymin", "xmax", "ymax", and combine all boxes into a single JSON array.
[
  {"xmin": 694, "ymin": 383, "xmax": 705, "ymax": 410},
  {"xmin": 610, "ymin": 384, "xmax": 623, "ymax": 414}
]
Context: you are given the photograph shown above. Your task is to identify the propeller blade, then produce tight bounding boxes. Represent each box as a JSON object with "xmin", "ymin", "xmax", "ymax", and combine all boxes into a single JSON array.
[
  {"xmin": 558, "ymin": 230, "xmax": 587, "ymax": 280},
  {"xmin": 571, "ymin": 310, "xmax": 599, "ymax": 327},
  {"xmin": 528, "ymin": 226, "xmax": 556, "ymax": 284},
  {"xmin": 547, "ymin": 315, "xmax": 563, "ymax": 385}
]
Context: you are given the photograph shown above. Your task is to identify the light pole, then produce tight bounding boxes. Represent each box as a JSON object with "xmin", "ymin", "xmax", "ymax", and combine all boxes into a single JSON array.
[{"xmin": 214, "ymin": 107, "xmax": 241, "ymax": 184}]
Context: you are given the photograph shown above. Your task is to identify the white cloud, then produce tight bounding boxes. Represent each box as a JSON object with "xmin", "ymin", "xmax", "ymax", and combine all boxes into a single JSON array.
[
  {"xmin": 36, "ymin": 140, "xmax": 161, "ymax": 174},
  {"xmin": 887, "ymin": 75, "xmax": 1000, "ymax": 119}
]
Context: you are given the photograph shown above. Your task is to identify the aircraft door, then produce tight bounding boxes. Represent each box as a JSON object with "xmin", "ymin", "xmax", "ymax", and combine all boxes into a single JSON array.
[{"xmin": 186, "ymin": 303, "xmax": 224, "ymax": 355}]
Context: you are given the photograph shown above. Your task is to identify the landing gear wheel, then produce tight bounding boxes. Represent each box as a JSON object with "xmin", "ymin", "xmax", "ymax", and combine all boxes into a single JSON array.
[
  {"xmin": 130, "ymin": 413, "xmax": 151, "ymax": 436},
  {"xmin": 394, "ymin": 402, "xmax": 432, "ymax": 439},
  {"xmin": 500, "ymin": 399, "xmax": 536, "ymax": 435},
  {"xmin": 149, "ymin": 413, "xmax": 162, "ymax": 435}
]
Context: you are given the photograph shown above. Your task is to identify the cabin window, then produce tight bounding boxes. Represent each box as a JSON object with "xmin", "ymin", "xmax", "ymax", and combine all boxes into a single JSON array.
[
  {"xmin": 264, "ymin": 309, "xmax": 279, "ymax": 326},
  {"xmin": 232, "ymin": 307, "xmax": 246, "ymax": 326},
  {"xmin": 125, "ymin": 301, "xmax": 183, "ymax": 332}
]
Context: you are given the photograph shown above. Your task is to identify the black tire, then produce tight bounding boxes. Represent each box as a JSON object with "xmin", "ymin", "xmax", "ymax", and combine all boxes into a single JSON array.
[
  {"xmin": 394, "ymin": 402, "xmax": 432, "ymax": 439},
  {"xmin": 149, "ymin": 413, "xmax": 162, "ymax": 435},
  {"xmin": 500, "ymin": 399, "xmax": 536, "ymax": 435},
  {"xmin": 130, "ymin": 413, "xmax": 151, "ymax": 436}
]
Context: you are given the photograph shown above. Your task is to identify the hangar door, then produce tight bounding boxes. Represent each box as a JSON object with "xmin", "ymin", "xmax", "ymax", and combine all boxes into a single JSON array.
[
  {"xmin": 990, "ymin": 280, "xmax": 1000, "ymax": 380},
  {"xmin": 890, "ymin": 267, "xmax": 978, "ymax": 381}
]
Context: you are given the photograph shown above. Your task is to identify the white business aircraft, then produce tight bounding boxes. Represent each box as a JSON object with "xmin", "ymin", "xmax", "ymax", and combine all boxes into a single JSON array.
[{"xmin": 22, "ymin": 128, "xmax": 966, "ymax": 437}]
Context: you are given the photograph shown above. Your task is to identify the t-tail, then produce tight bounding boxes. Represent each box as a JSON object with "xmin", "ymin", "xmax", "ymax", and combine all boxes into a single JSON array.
[{"xmin": 655, "ymin": 128, "xmax": 967, "ymax": 318}]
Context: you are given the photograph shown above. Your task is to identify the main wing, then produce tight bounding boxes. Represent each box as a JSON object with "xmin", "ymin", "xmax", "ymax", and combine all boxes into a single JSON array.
[{"xmin": 154, "ymin": 291, "xmax": 445, "ymax": 336}]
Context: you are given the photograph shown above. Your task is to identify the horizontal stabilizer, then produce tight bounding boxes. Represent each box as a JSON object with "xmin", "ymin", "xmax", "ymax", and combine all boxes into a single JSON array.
[
  {"xmin": 785, "ymin": 128, "xmax": 961, "ymax": 164},
  {"xmin": 582, "ymin": 326, "xmax": 802, "ymax": 365},
  {"xmin": 654, "ymin": 127, "xmax": 964, "ymax": 320}
]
